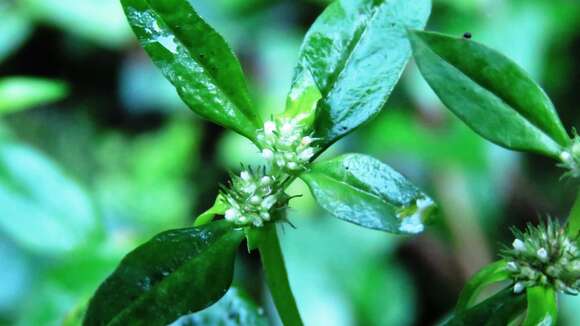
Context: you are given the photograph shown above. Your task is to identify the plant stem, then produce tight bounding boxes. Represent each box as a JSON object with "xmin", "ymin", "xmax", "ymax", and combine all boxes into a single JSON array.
[
  {"xmin": 257, "ymin": 224, "xmax": 303, "ymax": 326},
  {"xmin": 567, "ymin": 189, "xmax": 580, "ymax": 238}
]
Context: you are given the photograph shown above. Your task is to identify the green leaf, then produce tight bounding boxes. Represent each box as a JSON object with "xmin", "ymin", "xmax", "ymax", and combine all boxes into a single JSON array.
[
  {"xmin": 0, "ymin": 77, "xmax": 68, "ymax": 115},
  {"xmin": 300, "ymin": 153, "xmax": 437, "ymax": 234},
  {"xmin": 442, "ymin": 288, "xmax": 526, "ymax": 325},
  {"xmin": 194, "ymin": 195, "xmax": 228, "ymax": 227},
  {"xmin": 0, "ymin": 142, "xmax": 97, "ymax": 254},
  {"xmin": 456, "ymin": 260, "xmax": 510, "ymax": 312},
  {"xmin": 283, "ymin": 70, "xmax": 321, "ymax": 129},
  {"xmin": 409, "ymin": 30, "xmax": 570, "ymax": 158},
  {"xmin": 171, "ymin": 288, "xmax": 268, "ymax": 326},
  {"xmin": 121, "ymin": 0, "xmax": 262, "ymax": 142},
  {"xmin": 292, "ymin": 0, "xmax": 431, "ymax": 147},
  {"xmin": 83, "ymin": 221, "xmax": 244, "ymax": 326},
  {"xmin": 523, "ymin": 287, "xmax": 558, "ymax": 326}
]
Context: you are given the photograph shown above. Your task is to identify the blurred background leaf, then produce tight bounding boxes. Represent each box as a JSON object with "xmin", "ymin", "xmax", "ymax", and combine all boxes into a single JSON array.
[{"xmin": 0, "ymin": 77, "xmax": 68, "ymax": 115}]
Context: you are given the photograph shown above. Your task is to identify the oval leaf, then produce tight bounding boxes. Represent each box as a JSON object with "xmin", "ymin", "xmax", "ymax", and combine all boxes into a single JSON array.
[
  {"xmin": 455, "ymin": 260, "xmax": 510, "ymax": 312},
  {"xmin": 83, "ymin": 220, "xmax": 244, "ymax": 326},
  {"xmin": 409, "ymin": 30, "xmax": 570, "ymax": 158},
  {"xmin": 121, "ymin": 0, "xmax": 262, "ymax": 141},
  {"xmin": 171, "ymin": 288, "xmax": 268, "ymax": 326},
  {"xmin": 443, "ymin": 288, "xmax": 526, "ymax": 325},
  {"xmin": 300, "ymin": 153, "xmax": 437, "ymax": 234},
  {"xmin": 291, "ymin": 0, "xmax": 431, "ymax": 147},
  {"xmin": 523, "ymin": 286, "xmax": 558, "ymax": 326}
]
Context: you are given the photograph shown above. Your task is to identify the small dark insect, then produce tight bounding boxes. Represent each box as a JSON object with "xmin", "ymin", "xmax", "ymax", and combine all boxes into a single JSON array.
[{"xmin": 463, "ymin": 32, "xmax": 472, "ymax": 39}]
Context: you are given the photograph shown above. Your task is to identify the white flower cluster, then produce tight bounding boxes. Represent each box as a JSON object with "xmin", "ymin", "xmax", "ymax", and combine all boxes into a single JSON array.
[
  {"xmin": 222, "ymin": 169, "xmax": 283, "ymax": 227},
  {"xmin": 559, "ymin": 136, "xmax": 580, "ymax": 178},
  {"xmin": 256, "ymin": 118, "xmax": 316, "ymax": 172},
  {"xmin": 502, "ymin": 220, "xmax": 580, "ymax": 295}
]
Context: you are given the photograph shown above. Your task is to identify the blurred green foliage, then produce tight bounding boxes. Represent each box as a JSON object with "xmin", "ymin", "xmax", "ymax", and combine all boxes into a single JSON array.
[{"xmin": 0, "ymin": 0, "xmax": 579, "ymax": 325}]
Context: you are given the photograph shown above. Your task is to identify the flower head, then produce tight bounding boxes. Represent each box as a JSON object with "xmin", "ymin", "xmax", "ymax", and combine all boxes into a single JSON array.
[
  {"xmin": 501, "ymin": 219, "xmax": 580, "ymax": 295},
  {"xmin": 221, "ymin": 167, "xmax": 285, "ymax": 227},
  {"xmin": 256, "ymin": 117, "xmax": 317, "ymax": 173},
  {"xmin": 559, "ymin": 130, "xmax": 580, "ymax": 178}
]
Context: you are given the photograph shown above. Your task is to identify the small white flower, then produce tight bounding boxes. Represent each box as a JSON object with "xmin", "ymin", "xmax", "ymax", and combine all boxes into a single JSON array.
[
  {"xmin": 242, "ymin": 183, "xmax": 257, "ymax": 194},
  {"xmin": 298, "ymin": 148, "xmax": 315, "ymax": 161},
  {"xmin": 537, "ymin": 248, "xmax": 549, "ymax": 262},
  {"xmin": 261, "ymin": 195, "xmax": 277, "ymax": 209},
  {"xmin": 264, "ymin": 121, "xmax": 276, "ymax": 135},
  {"xmin": 513, "ymin": 282, "xmax": 525, "ymax": 294},
  {"xmin": 260, "ymin": 212, "xmax": 271, "ymax": 221},
  {"xmin": 262, "ymin": 149, "xmax": 274, "ymax": 160},
  {"xmin": 250, "ymin": 195, "xmax": 262, "ymax": 205},
  {"xmin": 507, "ymin": 262, "xmax": 518, "ymax": 272},
  {"xmin": 225, "ymin": 208, "xmax": 237, "ymax": 221},
  {"xmin": 301, "ymin": 136, "xmax": 313, "ymax": 145},
  {"xmin": 276, "ymin": 159, "xmax": 286, "ymax": 167},
  {"xmin": 260, "ymin": 176, "xmax": 272, "ymax": 185},
  {"xmin": 281, "ymin": 122, "xmax": 294, "ymax": 135},
  {"xmin": 560, "ymin": 151, "xmax": 573, "ymax": 163},
  {"xmin": 240, "ymin": 171, "xmax": 251, "ymax": 181},
  {"xmin": 512, "ymin": 239, "xmax": 526, "ymax": 251},
  {"xmin": 287, "ymin": 162, "xmax": 299, "ymax": 170}
]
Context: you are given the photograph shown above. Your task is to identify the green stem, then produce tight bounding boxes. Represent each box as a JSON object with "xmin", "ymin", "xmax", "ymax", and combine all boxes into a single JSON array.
[
  {"xmin": 567, "ymin": 190, "xmax": 580, "ymax": 238},
  {"xmin": 257, "ymin": 224, "xmax": 303, "ymax": 326}
]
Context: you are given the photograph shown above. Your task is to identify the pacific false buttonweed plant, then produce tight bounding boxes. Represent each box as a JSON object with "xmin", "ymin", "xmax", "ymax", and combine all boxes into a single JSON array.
[
  {"xmin": 83, "ymin": 1, "xmax": 434, "ymax": 325},
  {"xmin": 81, "ymin": 0, "xmax": 578, "ymax": 325}
]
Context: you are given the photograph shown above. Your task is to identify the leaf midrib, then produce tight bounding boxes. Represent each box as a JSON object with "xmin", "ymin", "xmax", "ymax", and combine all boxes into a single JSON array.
[{"xmin": 320, "ymin": 2, "xmax": 382, "ymax": 99}]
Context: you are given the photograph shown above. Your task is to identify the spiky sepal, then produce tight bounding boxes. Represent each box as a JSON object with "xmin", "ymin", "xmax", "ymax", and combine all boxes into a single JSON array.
[{"xmin": 501, "ymin": 219, "xmax": 580, "ymax": 295}]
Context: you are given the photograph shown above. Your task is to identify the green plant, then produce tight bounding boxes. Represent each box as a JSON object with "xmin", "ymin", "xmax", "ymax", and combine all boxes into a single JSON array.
[
  {"xmin": 409, "ymin": 30, "xmax": 579, "ymax": 325},
  {"xmin": 80, "ymin": 0, "xmax": 579, "ymax": 325},
  {"xmin": 83, "ymin": 0, "xmax": 434, "ymax": 325}
]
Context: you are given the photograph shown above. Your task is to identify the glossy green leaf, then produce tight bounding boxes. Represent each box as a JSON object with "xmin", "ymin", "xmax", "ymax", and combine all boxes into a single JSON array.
[
  {"xmin": 292, "ymin": 0, "xmax": 431, "ymax": 147},
  {"xmin": 0, "ymin": 142, "xmax": 97, "ymax": 254},
  {"xmin": 300, "ymin": 153, "xmax": 437, "ymax": 234},
  {"xmin": 410, "ymin": 30, "xmax": 570, "ymax": 158},
  {"xmin": 0, "ymin": 78, "xmax": 68, "ymax": 115},
  {"xmin": 443, "ymin": 288, "xmax": 526, "ymax": 325},
  {"xmin": 171, "ymin": 288, "xmax": 268, "ymax": 326},
  {"xmin": 523, "ymin": 287, "xmax": 558, "ymax": 326},
  {"xmin": 121, "ymin": 0, "xmax": 262, "ymax": 141},
  {"xmin": 83, "ymin": 221, "xmax": 244, "ymax": 326},
  {"xmin": 456, "ymin": 260, "xmax": 510, "ymax": 311}
]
